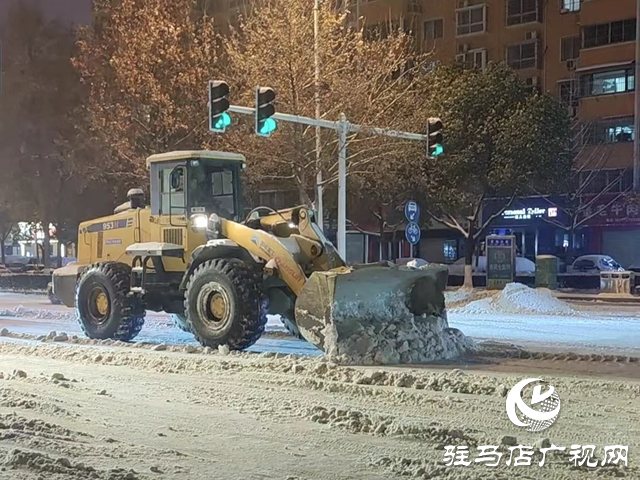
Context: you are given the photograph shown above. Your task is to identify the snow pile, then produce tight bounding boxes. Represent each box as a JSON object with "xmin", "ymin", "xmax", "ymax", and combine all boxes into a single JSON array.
[
  {"xmin": 444, "ymin": 288, "xmax": 474, "ymax": 305},
  {"xmin": 0, "ymin": 306, "xmax": 76, "ymax": 322},
  {"xmin": 311, "ymin": 290, "xmax": 475, "ymax": 365},
  {"xmin": 449, "ymin": 283, "xmax": 576, "ymax": 316}
]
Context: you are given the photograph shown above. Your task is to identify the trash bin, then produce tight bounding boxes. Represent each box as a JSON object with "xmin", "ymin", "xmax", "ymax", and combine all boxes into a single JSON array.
[
  {"xmin": 600, "ymin": 271, "xmax": 633, "ymax": 294},
  {"xmin": 536, "ymin": 255, "xmax": 558, "ymax": 290}
]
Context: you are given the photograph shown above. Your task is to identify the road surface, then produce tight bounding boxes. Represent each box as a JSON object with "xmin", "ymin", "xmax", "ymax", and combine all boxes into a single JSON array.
[
  {"xmin": 1, "ymin": 291, "xmax": 639, "ymax": 356},
  {"xmin": 1, "ymin": 291, "xmax": 640, "ymax": 479},
  {"xmin": 0, "ymin": 333, "xmax": 638, "ymax": 480}
]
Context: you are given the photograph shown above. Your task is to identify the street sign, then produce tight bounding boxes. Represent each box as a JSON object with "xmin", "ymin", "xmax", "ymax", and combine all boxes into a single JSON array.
[
  {"xmin": 486, "ymin": 235, "xmax": 515, "ymax": 289},
  {"xmin": 405, "ymin": 222, "xmax": 421, "ymax": 245},
  {"xmin": 404, "ymin": 200, "xmax": 420, "ymax": 222}
]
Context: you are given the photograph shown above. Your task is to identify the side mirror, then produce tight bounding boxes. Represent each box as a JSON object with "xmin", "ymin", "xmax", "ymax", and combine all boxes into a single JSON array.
[{"xmin": 170, "ymin": 168, "xmax": 184, "ymax": 190}]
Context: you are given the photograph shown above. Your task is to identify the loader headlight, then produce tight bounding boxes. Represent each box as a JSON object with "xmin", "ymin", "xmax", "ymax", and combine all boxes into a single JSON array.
[{"xmin": 191, "ymin": 214, "xmax": 208, "ymax": 230}]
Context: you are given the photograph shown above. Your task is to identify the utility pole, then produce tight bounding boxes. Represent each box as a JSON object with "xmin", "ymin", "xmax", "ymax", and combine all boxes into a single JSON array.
[
  {"xmin": 634, "ymin": 0, "xmax": 640, "ymax": 191},
  {"xmin": 314, "ymin": 0, "xmax": 323, "ymax": 228},
  {"xmin": 228, "ymin": 105, "xmax": 431, "ymax": 259},
  {"xmin": 337, "ymin": 113, "xmax": 347, "ymax": 257}
]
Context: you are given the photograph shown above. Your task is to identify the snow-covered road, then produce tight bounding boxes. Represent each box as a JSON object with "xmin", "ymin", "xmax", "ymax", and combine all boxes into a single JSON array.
[
  {"xmin": 1, "ymin": 290, "xmax": 639, "ymax": 355},
  {"xmin": 449, "ymin": 311, "xmax": 640, "ymax": 354}
]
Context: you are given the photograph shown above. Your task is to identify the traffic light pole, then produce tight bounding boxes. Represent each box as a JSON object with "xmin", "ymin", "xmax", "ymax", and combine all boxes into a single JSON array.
[{"xmin": 228, "ymin": 105, "xmax": 430, "ymax": 258}]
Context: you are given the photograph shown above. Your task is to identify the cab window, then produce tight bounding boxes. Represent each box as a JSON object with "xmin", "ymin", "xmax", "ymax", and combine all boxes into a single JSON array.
[
  {"xmin": 211, "ymin": 170, "xmax": 235, "ymax": 216},
  {"xmin": 159, "ymin": 167, "xmax": 186, "ymax": 215}
]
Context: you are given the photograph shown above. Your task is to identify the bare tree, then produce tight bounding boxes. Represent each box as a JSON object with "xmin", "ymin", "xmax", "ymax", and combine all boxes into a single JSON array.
[{"xmin": 220, "ymin": 0, "xmax": 430, "ymax": 207}]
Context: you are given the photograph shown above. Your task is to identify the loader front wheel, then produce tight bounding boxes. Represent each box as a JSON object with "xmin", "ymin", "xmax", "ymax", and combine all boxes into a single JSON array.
[
  {"xmin": 184, "ymin": 259, "xmax": 267, "ymax": 350},
  {"xmin": 171, "ymin": 314, "xmax": 191, "ymax": 333},
  {"xmin": 75, "ymin": 262, "xmax": 145, "ymax": 341}
]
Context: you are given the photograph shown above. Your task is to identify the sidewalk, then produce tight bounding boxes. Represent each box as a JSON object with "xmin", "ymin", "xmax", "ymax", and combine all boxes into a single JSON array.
[{"xmin": 554, "ymin": 291, "xmax": 640, "ymax": 304}]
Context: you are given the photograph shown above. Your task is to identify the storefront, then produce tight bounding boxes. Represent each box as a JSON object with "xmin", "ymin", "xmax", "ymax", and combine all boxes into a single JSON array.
[
  {"xmin": 482, "ymin": 197, "xmax": 574, "ymax": 263},
  {"xmin": 578, "ymin": 195, "xmax": 640, "ymax": 268}
]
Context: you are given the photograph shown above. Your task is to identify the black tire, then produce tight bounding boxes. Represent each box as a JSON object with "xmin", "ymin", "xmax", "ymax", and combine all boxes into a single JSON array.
[
  {"xmin": 183, "ymin": 258, "xmax": 267, "ymax": 350},
  {"xmin": 171, "ymin": 314, "xmax": 191, "ymax": 333},
  {"xmin": 280, "ymin": 316, "xmax": 304, "ymax": 340},
  {"xmin": 47, "ymin": 283, "xmax": 63, "ymax": 305},
  {"xmin": 75, "ymin": 262, "xmax": 145, "ymax": 341}
]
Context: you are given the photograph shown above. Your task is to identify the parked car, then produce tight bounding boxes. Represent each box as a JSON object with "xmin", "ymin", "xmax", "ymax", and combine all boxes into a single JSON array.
[
  {"xmin": 568, "ymin": 255, "xmax": 624, "ymax": 274},
  {"xmin": 448, "ymin": 256, "xmax": 536, "ymax": 276},
  {"xmin": 395, "ymin": 258, "xmax": 430, "ymax": 268}
]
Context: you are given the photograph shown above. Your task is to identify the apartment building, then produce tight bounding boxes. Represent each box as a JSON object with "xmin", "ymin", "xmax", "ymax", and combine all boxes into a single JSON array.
[
  {"xmin": 350, "ymin": 0, "xmax": 638, "ymax": 267},
  {"xmin": 210, "ymin": 0, "xmax": 639, "ymax": 266}
]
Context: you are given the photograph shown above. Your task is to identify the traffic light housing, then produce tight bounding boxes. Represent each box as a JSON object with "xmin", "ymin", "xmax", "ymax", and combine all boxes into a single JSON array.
[
  {"xmin": 209, "ymin": 80, "xmax": 231, "ymax": 133},
  {"xmin": 255, "ymin": 87, "xmax": 277, "ymax": 137},
  {"xmin": 427, "ymin": 117, "xmax": 444, "ymax": 157}
]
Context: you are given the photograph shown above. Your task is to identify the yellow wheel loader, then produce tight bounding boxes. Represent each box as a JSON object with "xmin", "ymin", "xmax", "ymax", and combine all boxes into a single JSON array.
[{"xmin": 53, "ymin": 151, "xmax": 462, "ymax": 363}]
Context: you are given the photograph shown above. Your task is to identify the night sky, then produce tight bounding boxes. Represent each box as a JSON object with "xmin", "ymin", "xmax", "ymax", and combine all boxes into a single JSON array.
[{"xmin": 0, "ymin": 0, "xmax": 93, "ymax": 25}]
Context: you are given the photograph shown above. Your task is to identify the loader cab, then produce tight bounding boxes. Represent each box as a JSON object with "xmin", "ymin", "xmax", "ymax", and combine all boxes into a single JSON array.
[{"xmin": 146, "ymin": 151, "xmax": 246, "ymax": 223}]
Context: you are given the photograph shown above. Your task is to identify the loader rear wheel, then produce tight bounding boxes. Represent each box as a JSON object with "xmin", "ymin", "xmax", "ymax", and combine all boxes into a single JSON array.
[
  {"xmin": 75, "ymin": 262, "xmax": 145, "ymax": 342},
  {"xmin": 183, "ymin": 258, "xmax": 267, "ymax": 350}
]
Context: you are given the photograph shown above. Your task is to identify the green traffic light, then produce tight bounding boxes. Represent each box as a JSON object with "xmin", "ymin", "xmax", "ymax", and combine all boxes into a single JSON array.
[
  {"xmin": 259, "ymin": 118, "xmax": 277, "ymax": 135},
  {"xmin": 432, "ymin": 144, "xmax": 444, "ymax": 156},
  {"xmin": 214, "ymin": 112, "xmax": 232, "ymax": 130}
]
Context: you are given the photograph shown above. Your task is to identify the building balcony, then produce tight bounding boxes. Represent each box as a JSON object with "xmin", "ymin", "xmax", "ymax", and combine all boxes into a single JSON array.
[
  {"xmin": 579, "ymin": 42, "xmax": 636, "ymax": 70},
  {"xmin": 579, "ymin": 92, "xmax": 634, "ymax": 120},
  {"xmin": 578, "ymin": 0, "xmax": 636, "ymax": 26}
]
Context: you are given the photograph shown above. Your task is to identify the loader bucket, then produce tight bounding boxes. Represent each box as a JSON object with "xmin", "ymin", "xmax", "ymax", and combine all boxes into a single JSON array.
[{"xmin": 294, "ymin": 263, "xmax": 474, "ymax": 365}]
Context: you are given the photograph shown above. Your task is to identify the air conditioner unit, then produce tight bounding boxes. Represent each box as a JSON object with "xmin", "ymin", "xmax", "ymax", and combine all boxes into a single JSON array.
[
  {"xmin": 457, "ymin": 43, "xmax": 470, "ymax": 53},
  {"xmin": 455, "ymin": 53, "xmax": 467, "ymax": 63},
  {"xmin": 526, "ymin": 76, "xmax": 539, "ymax": 86},
  {"xmin": 525, "ymin": 31, "xmax": 538, "ymax": 40},
  {"xmin": 566, "ymin": 59, "xmax": 577, "ymax": 71},
  {"xmin": 458, "ymin": 0, "xmax": 470, "ymax": 9}
]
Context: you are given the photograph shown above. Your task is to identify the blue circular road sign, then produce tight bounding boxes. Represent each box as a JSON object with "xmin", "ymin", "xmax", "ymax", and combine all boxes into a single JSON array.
[
  {"xmin": 405, "ymin": 222, "xmax": 421, "ymax": 245},
  {"xmin": 404, "ymin": 200, "xmax": 420, "ymax": 222}
]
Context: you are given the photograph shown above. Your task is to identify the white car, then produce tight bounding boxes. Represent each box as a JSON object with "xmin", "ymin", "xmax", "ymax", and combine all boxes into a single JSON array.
[
  {"xmin": 447, "ymin": 256, "xmax": 536, "ymax": 276},
  {"xmin": 568, "ymin": 255, "xmax": 624, "ymax": 273}
]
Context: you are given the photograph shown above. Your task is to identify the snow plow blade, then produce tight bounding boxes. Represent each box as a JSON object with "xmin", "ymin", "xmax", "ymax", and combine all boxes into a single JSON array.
[{"xmin": 294, "ymin": 263, "xmax": 473, "ymax": 364}]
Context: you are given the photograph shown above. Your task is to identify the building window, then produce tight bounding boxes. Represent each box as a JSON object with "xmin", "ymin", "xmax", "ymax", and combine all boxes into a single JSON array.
[
  {"xmin": 364, "ymin": 20, "xmax": 402, "ymax": 41},
  {"xmin": 507, "ymin": 41, "xmax": 539, "ymax": 69},
  {"xmin": 561, "ymin": 0, "xmax": 580, "ymax": 12},
  {"xmin": 581, "ymin": 69, "xmax": 635, "ymax": 96},
  {"xmin": 258, "ymin": 190, "xmax": 286, "ymax": 210},
  {"xmin": 579, "ymin": 169, "xmax": 632, "ymax": 194},
  {"xmin": 423, "ymin": 19, "xmax": 444, "ymax": 40},
  {"xmin": 455, "ymin": 49, "xmax": 488, "ymax": 71},
  {"xmin": 585, "ymin": 117, "xmax": 635, "ymax": 144},
  {"xmin": 443, "ymin": 240, "xmax": 458, "ymax": 263},
  {"xmin": 560, "ymin": 35, "xmax": 580, "ymax": 61},
  {"xmin": 506, "ymin": 0, "xmax": 541, "ymax": 26},
  {"xmin": 582, "ymin": 19, "xmax": 636, "ymax": 49},
  {"xmin": 456, "ymin": 5, "xmax": 486, "ymax": 36}
]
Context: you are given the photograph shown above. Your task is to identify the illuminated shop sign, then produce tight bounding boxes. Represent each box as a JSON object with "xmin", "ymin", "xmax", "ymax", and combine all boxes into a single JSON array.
[{"xmin": 502, "ymin": 207, "xmax": 557, "ymax": 220}]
